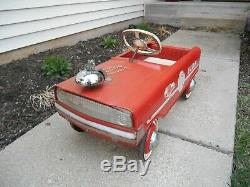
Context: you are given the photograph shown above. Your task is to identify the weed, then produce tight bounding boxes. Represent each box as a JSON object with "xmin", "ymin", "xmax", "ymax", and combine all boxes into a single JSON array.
[
  {"xmin": 101, "ymin": 36, "xmax": 118, "ymax": 49},
  {"xmin": 41, "ymin": 56, "xmax": 72, "ymax": 78}
]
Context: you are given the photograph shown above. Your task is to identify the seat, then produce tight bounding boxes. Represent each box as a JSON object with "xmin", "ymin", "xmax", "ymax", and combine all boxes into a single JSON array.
[{"xmin": 144, "ymin": 57, "xmax": 176, "ymax": 66}]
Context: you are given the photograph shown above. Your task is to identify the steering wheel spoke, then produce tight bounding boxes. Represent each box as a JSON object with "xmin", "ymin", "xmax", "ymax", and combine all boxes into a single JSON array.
[
  {"xmin": 135, "ymin": 31, "xmax": 140, "ymax": 39},
  {"xmin": 122, "ymin": 29, "xmax": 162, "ymax": 56}
]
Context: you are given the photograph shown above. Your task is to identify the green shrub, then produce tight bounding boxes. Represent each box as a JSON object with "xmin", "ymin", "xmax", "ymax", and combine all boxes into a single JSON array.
[
  {"xmin": 41, "ymin": 56, "xmax": 72, "ymax": 78},
  {"xmin": 136, "ymin": 22, "xmax": 152, "ymax": 32},
  {"xmin": 101, "ymin": 36, "xmax": 118, "ymax": 49}
]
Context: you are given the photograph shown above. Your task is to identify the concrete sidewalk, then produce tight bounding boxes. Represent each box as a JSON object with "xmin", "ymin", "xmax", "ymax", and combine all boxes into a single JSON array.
[
  {"xmin": 145, "ymin": 2, "xmax": 249, "ymax": 32},
  {"xmin": 160, "ymin": 30, "xmax": 240, "ymax": 153},
  {"xmin": 0, "ymin": 30, "xmax": 240, "ymax": 187}
]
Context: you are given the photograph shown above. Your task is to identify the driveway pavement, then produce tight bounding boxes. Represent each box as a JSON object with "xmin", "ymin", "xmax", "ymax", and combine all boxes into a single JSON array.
[
  {"xmin": 0, "ymin": 30, "xmax": 240, "ymax": 187},
  {"xmin": 160, "ymin": 30, "xmax": 239, "ymax": 153}
]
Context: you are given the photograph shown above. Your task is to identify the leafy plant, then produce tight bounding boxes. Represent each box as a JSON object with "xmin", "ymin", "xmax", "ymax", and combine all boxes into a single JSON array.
[
  {"xmin": 101, "ymin": 36, "xmax": 118, "ymax": 49},
  {"xmin": 41, "ymin": 56, "xmax": 72, "ymax": 78},
  {"xmin": 136, "ymin": 22, "xmax": 153, "ymax": 32}
]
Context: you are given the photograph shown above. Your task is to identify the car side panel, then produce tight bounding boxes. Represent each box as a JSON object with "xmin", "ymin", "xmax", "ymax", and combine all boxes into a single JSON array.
[{"xmin": 139, "ymin": 47, "xmax": 201, "ymax": 129}]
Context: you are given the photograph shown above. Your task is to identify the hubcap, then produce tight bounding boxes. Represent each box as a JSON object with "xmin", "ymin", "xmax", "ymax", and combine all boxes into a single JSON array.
[
  {"xmin": 185, "ymin": 79, "xmax": 195, "ymax": 99},
  {"xmin": 150, "ymin": 131, "xmax": 159, "ymax": 150},
  {"xmin": 189, "ymin": 79, "xmax": 196, "ymax": 92},
  {"xmin": 144, "ymin": 129, "xmax": 159, "ymax": 160}
]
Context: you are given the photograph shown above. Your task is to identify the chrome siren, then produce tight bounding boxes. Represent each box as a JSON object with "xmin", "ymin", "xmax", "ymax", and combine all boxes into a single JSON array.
[{"xmin": 75, "ymin": 60, "xmax": 106, "ymax": 87}]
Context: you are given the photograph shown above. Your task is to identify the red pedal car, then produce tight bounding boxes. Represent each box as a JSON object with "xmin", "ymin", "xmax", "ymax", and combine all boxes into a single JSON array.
[{"xmin": 55, "ymin": 29, "xmax": 201, "ymax": 160}]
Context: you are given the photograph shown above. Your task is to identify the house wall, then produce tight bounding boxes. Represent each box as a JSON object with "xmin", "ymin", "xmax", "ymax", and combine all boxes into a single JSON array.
[
  {"xmin": 0, "ymin": 17, "xmax": 142, "ymax": 65},
  {"xmin": 0, "ymin": 0, "xmax": 144, "ymax": 54}
]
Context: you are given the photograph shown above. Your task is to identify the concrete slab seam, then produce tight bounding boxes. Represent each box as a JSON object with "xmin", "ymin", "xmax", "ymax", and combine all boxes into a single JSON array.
[{"xmin": 159, "ymin": 130, "xmax": 234, "ymax": 156}]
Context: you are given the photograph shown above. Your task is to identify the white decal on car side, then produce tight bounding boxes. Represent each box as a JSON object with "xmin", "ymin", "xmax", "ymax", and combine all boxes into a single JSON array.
[
  {"xmin": 164, "ymin": 82, "xmax": 175, "ymax": 98},
  {"xmin": 147, "ymin": 61, "xmax": 199, "ymax": 124}
]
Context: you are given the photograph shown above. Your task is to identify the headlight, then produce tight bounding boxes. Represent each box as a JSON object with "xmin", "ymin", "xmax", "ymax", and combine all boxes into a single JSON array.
[{"xmin": 57, "ymin": 89, "xmax": 133, "ymax": 127}]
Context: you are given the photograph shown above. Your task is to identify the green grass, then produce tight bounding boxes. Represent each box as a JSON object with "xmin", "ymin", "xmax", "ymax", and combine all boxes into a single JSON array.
[{"xmin": 231, "ymin": 82, "xmax": 250, "ymax": 187}]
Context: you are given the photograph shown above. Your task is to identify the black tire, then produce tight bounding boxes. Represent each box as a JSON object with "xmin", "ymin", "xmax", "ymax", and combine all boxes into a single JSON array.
[{"xmin": 70, "ymin": 123, "xmax": 84, "ymax": 132}]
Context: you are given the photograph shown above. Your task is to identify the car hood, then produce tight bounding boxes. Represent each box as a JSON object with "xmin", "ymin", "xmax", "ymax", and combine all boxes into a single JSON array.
[{"xmin": 56, "ymin": 57, "xmax": 175, "ymax": 124}]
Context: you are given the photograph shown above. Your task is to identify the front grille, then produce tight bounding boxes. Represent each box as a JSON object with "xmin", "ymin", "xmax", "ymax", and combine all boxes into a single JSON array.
[{"xmin": 56, "ymin": 89, "xmax": 132, "ymax": 127}]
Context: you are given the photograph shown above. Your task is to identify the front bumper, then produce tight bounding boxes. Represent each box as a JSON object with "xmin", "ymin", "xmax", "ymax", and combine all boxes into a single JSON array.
[{"xmin": 55, "ymin": 103, "xmax": 138, "ymax": 146}]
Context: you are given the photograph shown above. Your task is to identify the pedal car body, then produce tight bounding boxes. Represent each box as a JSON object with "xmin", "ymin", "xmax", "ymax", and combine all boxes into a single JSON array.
[{"xmin": 55, "ymin": 29, "xmax": 201, "ymax": 160}]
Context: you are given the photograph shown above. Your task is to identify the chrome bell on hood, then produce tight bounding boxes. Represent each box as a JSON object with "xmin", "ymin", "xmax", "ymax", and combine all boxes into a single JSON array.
[{"xmin": 75, "ymin": 60, "xmax": 106, "ymax": 88}]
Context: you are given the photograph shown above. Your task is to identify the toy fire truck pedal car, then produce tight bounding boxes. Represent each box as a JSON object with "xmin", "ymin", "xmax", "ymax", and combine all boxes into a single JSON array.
[{"xmin": 55, "ymin": 29, "xmax": 201, "ymax": 160}]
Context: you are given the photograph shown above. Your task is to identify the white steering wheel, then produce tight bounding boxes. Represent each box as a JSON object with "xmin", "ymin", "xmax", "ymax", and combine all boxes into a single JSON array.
[{"xmin": 122, "ymin": 29, "xmax": 162, "ymax": 55}]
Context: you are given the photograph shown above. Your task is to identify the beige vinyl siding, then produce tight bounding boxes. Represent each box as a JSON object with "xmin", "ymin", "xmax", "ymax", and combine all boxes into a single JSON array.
[{"xmin": 0, "ymin": 0, "xmax": 144, "ymax": 53}]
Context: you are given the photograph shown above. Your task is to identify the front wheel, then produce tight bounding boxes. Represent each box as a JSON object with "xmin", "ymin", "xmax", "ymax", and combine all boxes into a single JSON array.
[{"xmin": 139, "ymin": 121, "xmax": 159, "ymax": 161}]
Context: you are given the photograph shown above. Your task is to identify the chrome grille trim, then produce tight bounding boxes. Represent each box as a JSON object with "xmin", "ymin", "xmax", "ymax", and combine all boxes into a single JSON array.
[
  {"xmin": 55, "ymin": 103, "xmax": 136, "ymax": 140},
  {"xmin": 57, "ymin": 89, "xmax": 132, "ymax": 127}
]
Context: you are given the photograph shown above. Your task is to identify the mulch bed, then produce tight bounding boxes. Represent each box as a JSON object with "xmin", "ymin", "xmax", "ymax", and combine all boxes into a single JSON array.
[{"xmin": 0, "ymin": 23, "xmax": 178, "ymax": 150}]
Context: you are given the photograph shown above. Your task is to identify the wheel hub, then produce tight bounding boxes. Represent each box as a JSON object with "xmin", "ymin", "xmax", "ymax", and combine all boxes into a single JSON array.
[{"xmin": 143, "ymin": 125, "xmax": 159, "ymax": 160}]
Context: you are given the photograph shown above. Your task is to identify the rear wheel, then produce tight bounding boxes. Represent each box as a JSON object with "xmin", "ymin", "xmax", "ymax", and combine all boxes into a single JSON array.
[
  {"xmin": 70, "ymin": 123, "xmax": 84, "ymax": 132},
  {"xmin": 184, "ymin": 79, "xmax": 196, "ymax": 99},
  {"xmin": 184, "ymin": 91, "xmax": 192, "ymax": 99},
  {"xmin": 139, "ymin": 121, "xmax": 159, "ymax": 161}
]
